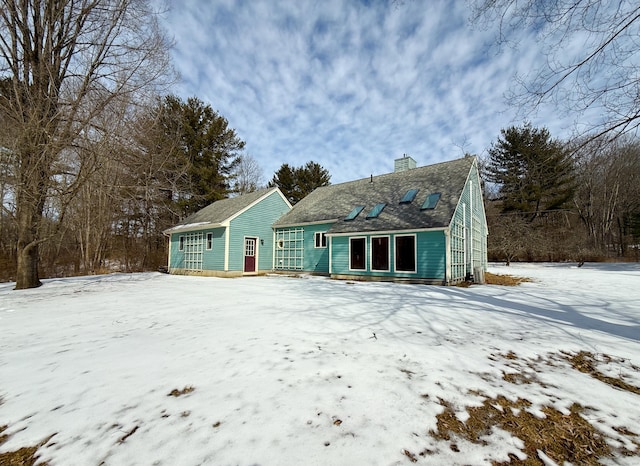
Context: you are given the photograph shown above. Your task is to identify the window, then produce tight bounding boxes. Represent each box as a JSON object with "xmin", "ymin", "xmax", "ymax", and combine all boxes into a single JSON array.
[
  {"xmin": 366, "ymin": 203, "xmax": 386, "ymax": 219},
  {"xmin": 179, "ymin": 235, "xmax": 184, "ymax": 251},
  {"xmin": 421, "ymin": 192, "xmax": 441, "ymax": 210},
  {"xmin": 274, "ymin": 228, "xmax": 304, "ymax": 270},
  {"xmin": 183, "ymin": 232, "xmax": 204, "ymax": 271},
  {"xmin": 206, "ymin": 232, "xmax": 213, "ymax": 250},
  {"xmin": 350, "ymin": 237, "xmax": 366, "ymax": 270},
  {"xmin": 400, "ymin": 189, "xmax": 419, "ymax": 204},
  {"xmin": 371, "ymin": 236, "xmax": 390, "ymax": 271},
  {"xmin": 395, "ymin": 235, "xmax": 416, "ymax": 272},
  {"xmin": 314, "ymin": 231, "xmax": 327, "ymax": 248},
  {"xmin": 244, "ymin": 238, "xmax": 255, "ymax": 257},
  {"xmin": 345, "ymin": 205, "xmax": 365, "ymax": 221}
]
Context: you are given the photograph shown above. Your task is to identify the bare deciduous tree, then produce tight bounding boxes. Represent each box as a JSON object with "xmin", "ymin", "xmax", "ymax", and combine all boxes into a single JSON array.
[
  {"xmin": 0, "ymin": 0, "xmax": 171, "ymax": 289},
  {"xmin": 472, "ymin": 0, "xmax": 640, "ymax": 142},
  {"xmin": 573, "ymin": 137, "xmax": 640, "ymax": 256},
  {"xmin": 233, "ymin": 154, "xmax": 265, "ymax": 195}
]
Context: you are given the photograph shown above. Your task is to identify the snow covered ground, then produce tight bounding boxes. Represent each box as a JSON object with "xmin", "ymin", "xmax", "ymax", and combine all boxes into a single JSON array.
[{"xmin": 0, "ymin": 263, "xmax": 639, "ymax": 465}]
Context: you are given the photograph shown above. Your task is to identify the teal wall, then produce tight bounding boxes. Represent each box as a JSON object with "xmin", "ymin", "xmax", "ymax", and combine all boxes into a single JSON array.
[
  {"xmin": 169, "ymin": 227, "xmax": 226, "ymax": 270},
  {"xmin": 204, "ymin": 228, "xmax": 227, "ymax": 270},
  {"xmin": 330, "ymin": 230, "xmax": 446, "ymax": 279},
  {"xmin": 274, "ymin": 222, "xmax": 332, "ymax": 273},
  {"xmin": 169, "ymin": 190, "xmax": 290, "ymax": 273},
  {"xmin": 227, "ymin": 190, "xmax": 291, "ymax": 271},
  {"xmin": 303, "ymin": 223, "xmax": 331, "ymax": 273},
  {"xmin": 169, "ymin": 233, "xmax": 182, "ymax": 269}
]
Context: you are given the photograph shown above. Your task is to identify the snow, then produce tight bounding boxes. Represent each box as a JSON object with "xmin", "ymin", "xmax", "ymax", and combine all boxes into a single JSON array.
[{"xmin": 0, "ymin": 263, "xmax": 639, "ymax": 465}]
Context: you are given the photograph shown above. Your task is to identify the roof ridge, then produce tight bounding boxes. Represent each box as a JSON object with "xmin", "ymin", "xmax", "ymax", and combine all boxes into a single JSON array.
[{"xmin": 326, "ymin": 156, "xmax": 473, "ymax": 187}]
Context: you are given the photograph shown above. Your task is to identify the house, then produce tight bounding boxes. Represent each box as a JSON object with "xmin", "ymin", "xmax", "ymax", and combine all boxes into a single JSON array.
[
  {"xmin": 271, "ymin": 156, "xmax": 487, "ymax": 284},
  {"xmin": 164, "ymin": 187, "xmax": 292, "ymax": 277}
]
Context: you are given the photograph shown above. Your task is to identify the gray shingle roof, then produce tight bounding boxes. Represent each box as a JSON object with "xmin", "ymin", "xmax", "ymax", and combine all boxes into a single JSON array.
[
  {"xmin": 273, "ymin": 157, "xmax": 475, "ymax": 234},
  {"xmin": 166, "ymin": 188, "xmax": 281, "ymax": 232}
]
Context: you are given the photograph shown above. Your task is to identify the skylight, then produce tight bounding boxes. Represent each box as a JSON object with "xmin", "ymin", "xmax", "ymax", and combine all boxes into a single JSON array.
[
  {"xmin": 421, "ymin": 193, "xmax": 441, "ymax": 210},
  {"xmin": 366, "ymin": 203, "xmax": 386, "ymax": 219},
  {"xmin": 400, "ymin": 189, "xmax": 419, "ymax": 204},
  {"xmin": 344, "ymin": 205, "xmax": 365, "ymax": 221}
]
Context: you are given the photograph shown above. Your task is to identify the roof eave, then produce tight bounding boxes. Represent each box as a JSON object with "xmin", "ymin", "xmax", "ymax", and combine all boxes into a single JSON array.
[
  {"xmin": 163, "ymin": 222, "xmax": 225, "ymax": 236},
  {"xmin": 327, "ymin": 226, "xmax": 449, "ymax": 237},
  {"xmin": 273, "ymin": 218, "xmax": 339, "ymax": 229}
]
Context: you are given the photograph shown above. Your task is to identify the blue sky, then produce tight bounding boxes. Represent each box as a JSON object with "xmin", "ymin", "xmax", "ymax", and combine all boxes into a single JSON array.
[{"xmin": 160, "ymin": 0, "xmax": 577, "ymax": 184}]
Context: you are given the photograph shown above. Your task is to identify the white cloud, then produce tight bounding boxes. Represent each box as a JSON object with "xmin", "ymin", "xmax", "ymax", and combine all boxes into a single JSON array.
[{"xmin": 161, "ymin": 0, "xmax": 585, "ymax": 184}]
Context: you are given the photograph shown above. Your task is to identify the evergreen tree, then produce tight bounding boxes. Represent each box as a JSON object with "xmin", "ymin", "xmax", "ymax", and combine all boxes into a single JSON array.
[
  {"xmin": 486, "ymin": 123, "xmax": 575, "ymax": 220},
  {"xmin": 270, "ymin": 164, "xmax": 297, "ymax": 203},
  {"xmin": 296, "ymin": 161, "xmax": 331, "ymax": 200},
  {"xmin": 157, "ymin": 96, "xmax": 245, "ymax": 217},
  {"xmin": 270, "ymin": 161, "xmax": 330, "ymax": 204}
]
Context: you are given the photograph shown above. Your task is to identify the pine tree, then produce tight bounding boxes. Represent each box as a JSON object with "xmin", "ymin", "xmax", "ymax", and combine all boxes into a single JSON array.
[
  {"xmin": 270, "ymin": 161, "xmax": 330, "ymax": 204},
  {"xmin": 486, "ymin": 123, "xmax": 575, "ymax": 220},
  {"xmin": 157, "ymin": 96, "xmax": 245, "ymax": 217},
  {"xmin": 296, "ymin": 161, "xmax": 331, "ymax": 200}
]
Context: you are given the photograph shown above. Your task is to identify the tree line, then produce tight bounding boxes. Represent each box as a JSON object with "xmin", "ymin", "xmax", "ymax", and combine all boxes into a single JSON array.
[
  {"xmin": 1, "ymin": 0, "xmax": 638, "ymax": 287},
  {"xmin": 482, "ymin": 124, "xmax": 640, "ymax": 264},
  {"xmin": 0, "ymin": 0, "xmax": 330, "ymax": 287},
  {"xmin": 472, "ymin": 0, "xmax": 640, "ymax": 264},
  {"xmin": 0, "ymin": 87, "xmax": 330, "ymax": 284}
]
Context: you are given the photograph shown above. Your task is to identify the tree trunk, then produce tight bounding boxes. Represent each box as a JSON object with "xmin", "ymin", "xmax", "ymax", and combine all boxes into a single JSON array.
[
  {"xmin": 15, "ymin": 202, "xmax": 43, "ymax": 289},
  {"xmin": 15, "ymin": 241, "xmax": 41, "ymax": 289}
]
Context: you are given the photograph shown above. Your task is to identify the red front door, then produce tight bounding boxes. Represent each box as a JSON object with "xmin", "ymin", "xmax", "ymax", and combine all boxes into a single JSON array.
[{"xmin": 244, "ymin": 238, "xmax": 256, "ymax": 273}]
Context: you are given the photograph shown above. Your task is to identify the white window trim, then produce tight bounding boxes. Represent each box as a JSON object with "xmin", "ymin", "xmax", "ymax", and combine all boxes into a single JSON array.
[
  {"xmin": 206, "ymin": 232, "xmax": 213, "ymax": 250},
  {"xmin": 394, "ymin": 234, "xmax": 417, "ymax": 274},
  {"xmin": 274, "ymin": 228, "xmax": 304, "ymax": 270},
  {"xmin": 182, "ymin": 232, "xmax": 204, "ymax": 271},
  {"xmin": 370, "ymin": 235, "xmax": 391, "ymax": 272},
  {"xmin": 243, "ymin": 236, "xmax": 259, "ymax": 274},
  {"xmin": 349, "ymin": 236, "xmax": 367, "ymax": 271},
  {"xmin": 314, "ymin": 231, "xmax": 327, "ymax": 248}
]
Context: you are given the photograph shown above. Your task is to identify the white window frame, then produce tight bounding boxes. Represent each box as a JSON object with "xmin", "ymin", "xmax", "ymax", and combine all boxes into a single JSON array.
[
  {"xmin": 274, "ymin": 228, "xmax": 304, "ymax": 270},
  {"xmin": 349, "ymin": 236, "xmax": 367, "ymax": 271},
  {"xmin": 370, "ymin": 235, "xmax": 391, "ymax": 272},
  {"xmin": 206, "ymin": 232, "xmax": 213, "ymax": 250},
  {"xmin": 394, "ymin": 234, "xmax": 417, "ymax": 273},
  {"xmin": 314, "ymin": 231, "xmax": 327, "ymax": 248},
  {"xmin": 183, "ymin": 232, "xmax": 204, "ymax": 271}
]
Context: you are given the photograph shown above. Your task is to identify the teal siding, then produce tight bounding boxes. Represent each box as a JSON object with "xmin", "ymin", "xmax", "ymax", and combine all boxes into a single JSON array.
[
  {"xmin": 274, "ymin": 222, "xmax": 332, "ymax": 273},
  {"xmin": 227, "ymin": 190, "xmax": 291, "ymax": 271},
  {"xmin": 203, "ymin": 228, "xmax": 226, "ymax": 270},
  {"xmin": 304, "ymin": 223, "xmax": 331, "ymax": 273},
  {"xmin": 169, "ymin": 233, "xmax": 184, "ymax": 269},
  {"xmin": 330, "ymin": 231, "xmax": 446, "ymax": 280},
  {"xmin": 169, "ymin": 228, "xmax": 227, "ymax": 270},
  {"xmin": 417, "ymin": 232, "xmax": 446, "ymax": 278}
]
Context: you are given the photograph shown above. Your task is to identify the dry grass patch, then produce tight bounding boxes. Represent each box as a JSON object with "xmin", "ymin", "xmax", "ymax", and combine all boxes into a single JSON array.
[
  {"xmin": 167, "ymin": 386, "xmax": 195, "ymax": 397},
  {"xmin": 485, "ymin": 272, "xmax": 532, "ymax": 286},
  {"xmin": 1, "ymin": 423, "xmax": 8, "ymax": 446},
  {"xmin": 0, "ymin": 444, "xmax": 44, "ymax": 466},
  {"xmin": 566, "ymin": 351, "xmax": 640, "ymax": 395},
  {"xmin": 428, "ymin": 350, "xmax": 640, "ymax": 464},
  {"xmin": 496, "ymin": 352, "xmax": 554, "ymax": 389},
  {"xmin": 0, "ymin": 426, "xmax": 53, "ymax": 466},
  {"xmin": 1, "ymin": 399, "xmax": 49, "ymax": 466},
  {"xmin": 430, "ymin": 396, "xmax": 612, "ymax": 465}
]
